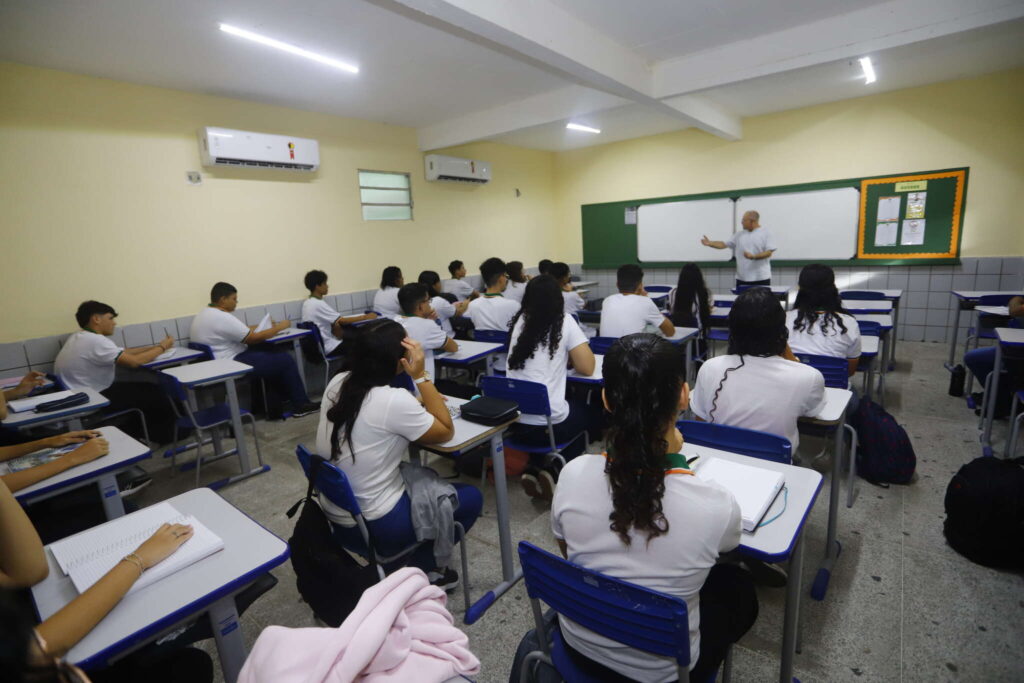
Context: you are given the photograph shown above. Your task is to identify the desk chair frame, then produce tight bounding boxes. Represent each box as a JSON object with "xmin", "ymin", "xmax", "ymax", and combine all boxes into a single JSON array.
[
  {"xmin": 296, "ymin": 321, "xmax": 345, "ymax": 397},
  {"xmin": 965, "ymin": 294, "xmax": 1021, "ymax": 395},
  {"xmin": 50, "ymin": 375, "xmax": 152, "ymax": 447}
]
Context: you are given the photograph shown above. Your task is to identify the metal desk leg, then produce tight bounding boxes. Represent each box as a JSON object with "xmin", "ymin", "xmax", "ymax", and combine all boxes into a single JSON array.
[
  {"xmin": 878, "ymin": 335, "xmax": 888, "ymax": 407},
  {"xmin": 489, "ymin": 432, "xmax": 514, "ymax": 581},
  {"xmin": 291, "ymin": 339, "xmax": 308, "ymax": 393},
  {"xmin": 68, "ymin": 418, "xmax": 84, "ymax": 431},
  {"xmin": 685, "ymin": 339, "xmax": 694, "ymax": 385},
  {"xmin": 981, "ymin": 342, "xmax": 1002, "ymax": 456},
  {"xmin": 780, "ymin": 532, "xmax": 805, "ymax": 683},
  {"xmin": 207, "ymin": 378, "xmax": 269, "ymax": 489},
  {"xmin": 889, "ymin": 299, "xmax": 899, "ymax": 371},
  {"xmin": 812, "ymin": 406, "xmax": 845, "ymax": 601},
  {"xmin": 98, "ymin": 473, "xmax": 126, "ymax": 519},
  {"xmin": 208, "ymin": 595, "xmax": 247, "ymax": 683},
  {"xmin": 946, "ymin": 296, "xmax": 963, "ymax": 371}
]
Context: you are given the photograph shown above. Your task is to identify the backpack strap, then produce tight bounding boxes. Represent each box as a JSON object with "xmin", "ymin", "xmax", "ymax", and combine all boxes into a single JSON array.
[{"xmin": 286, "ymin": 454, "xmax": 327, "ymax": 518}]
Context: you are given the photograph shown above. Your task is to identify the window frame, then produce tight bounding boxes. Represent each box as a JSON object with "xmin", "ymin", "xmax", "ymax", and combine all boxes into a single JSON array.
[{"xmin": 358, "ymin": 169, "xmax": 413, "ymax": 221}]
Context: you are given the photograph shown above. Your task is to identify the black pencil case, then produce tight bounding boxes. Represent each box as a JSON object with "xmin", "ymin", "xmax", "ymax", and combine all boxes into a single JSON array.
[{"xmin": 35, "ymin": 392, "xmax": 89, "ymax": 413}]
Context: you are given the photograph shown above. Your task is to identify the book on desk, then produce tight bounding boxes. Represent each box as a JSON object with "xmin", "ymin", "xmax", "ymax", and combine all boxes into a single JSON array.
[{"xmin": 696, "ymin": 458, "xmax": 785, "ymax": 532}]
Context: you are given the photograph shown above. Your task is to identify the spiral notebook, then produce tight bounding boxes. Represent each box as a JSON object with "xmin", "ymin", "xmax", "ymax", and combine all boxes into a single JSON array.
[
  {"xmin": 696, "ymin": 457, "xmax": 785, "ymax": 532},
  {"xmin": 48, "ymin": 502, "xmax": 224, "ymax": 595}
]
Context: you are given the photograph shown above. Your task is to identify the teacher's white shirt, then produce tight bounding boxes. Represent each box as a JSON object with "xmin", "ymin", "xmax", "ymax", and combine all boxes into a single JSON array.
[{"xmin": 726, "ymin": 227, "xmax": 776, "ymax": 282}]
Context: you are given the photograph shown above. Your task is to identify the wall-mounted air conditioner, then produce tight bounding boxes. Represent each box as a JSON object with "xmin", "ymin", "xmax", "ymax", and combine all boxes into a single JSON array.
[
  {"xmin": 424, "ymin": 154, "xmax": 491, "ymax": 184},
  {"xmin": 198, "ymin": 127, "xmax": 319, "ymax": 171}
]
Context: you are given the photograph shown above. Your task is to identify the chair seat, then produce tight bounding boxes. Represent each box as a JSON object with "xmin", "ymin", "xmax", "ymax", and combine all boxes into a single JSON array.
[
  {"xmin": 176, "ymin": 404, "xmax": 251, "ymax": 430},
  {"xmin": 707, "ymin": 329, "xmax": 729, "ymax": 341},
  {"xmin": 967, "ymin": 327, "xmax": 999, "ymax": 340},
  {"xmin": 550, "ymin": 626, "xmax": 604, "ymax": 683},
  {"xmin": 504, "ymin": 435, "xmax": 580, "ymax": 455}
]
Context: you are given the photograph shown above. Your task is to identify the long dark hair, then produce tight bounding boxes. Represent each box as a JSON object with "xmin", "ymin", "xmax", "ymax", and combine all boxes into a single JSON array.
[
  {"xmin": 671, "ymin": 263, "xmax": 710, "ymax": 329},
  {"xmin": 709, "ymin": 287, "xmax": 788, "ymax": 422},
  {"xmin": 603, "ymin": 334, "xmax": 685, "ymax": 546},
  {"xmin": 327, "ymin": 320, "xmax": 406, "ymax": 460},
  {"xmin": 507, "ymin": 261, "xmax": 527, "ymax": 283},
  {"xmin": 792, "ymin": 264, "xmax": 849, "ymax": 335},
  {"xmin": 507, "ymin": 275, "xmax": 565, "ymax": 369},
  {"xmin": 379, "ymin": 266, "xmax": 402, "ymax": 289}
]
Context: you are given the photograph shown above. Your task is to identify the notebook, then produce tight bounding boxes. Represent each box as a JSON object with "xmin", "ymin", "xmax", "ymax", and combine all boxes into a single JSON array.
[
  {"xmin": 696, "ymin": 457, "xmax": 785, "ymax": 532},
  {"xmin": 7, "ymin": 391, "xmax": 76, "ymax": 413},
  {"xmin": 153, "ymin": 346, "xmax": 181, "ymax": 362},
  {"xmin": 0, "ymin": 444, "xmax": 78, "ymax": 473},
  {"xmin": 255, "ymin": 313, "xmax": 272, "ymax": 333},
  {"xmin": 48, "ymin": 502, "xmax": 224, "ymax": 595}
]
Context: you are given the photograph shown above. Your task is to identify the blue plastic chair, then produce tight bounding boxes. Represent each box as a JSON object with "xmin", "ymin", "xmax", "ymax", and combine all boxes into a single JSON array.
[
  {"xmin": 516, "ymin": 541, "xmax": 726, "ymax": 683},
  {"xmin": 588, "ymin": 336, "xmax": 618, "ymax": 355},
  {"xmin": 480, "ymin": 376, "xmax": 587, "ymax": 468},
  {"xmin": 676, "ymin": 419, "xmax": 791, "ymax": 464},
  {"xmin": 189, "ymin": 341, "xmax": 274, "ymax": 416},
  {"xmin": 294, "ymin": 445, "xmax": 471, "ymax": 606},
  {"xmin": 839, "ymin": 290, "xmax": 886, "ymax": 300},
  {"xmin": 645, "ymin": 285, "xmax": 673, "ymax": 294},
  {"xmin": 731, "ymin": 284, "xmax": 770, "ymax": 294},
  {"xmin": 297, "ymin": 321, "xmax": 345, "ymax": 395},
  {"xmin": 473, "ymin": 328, "xmax": 509, "ymax": 347},
  {"xmin": 1008, "ymin": 389, "xmax": 1024, "ymax": 458},
  {"xmin": 794, "ymin": 353, "xmax": 849, "ymax": 390},
  {"xmin": 856, "ymin": 320, "xmax": 881, "ymax": 337}
]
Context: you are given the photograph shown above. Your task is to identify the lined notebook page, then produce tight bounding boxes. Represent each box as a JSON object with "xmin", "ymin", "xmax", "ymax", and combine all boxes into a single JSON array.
[
  {"xmin": 49, "ymin": 502, "xmax": 224, "ymax": 595},
  {"xmin": 696, "ymin": 458, "xmax": 785, "ymax": 532}
]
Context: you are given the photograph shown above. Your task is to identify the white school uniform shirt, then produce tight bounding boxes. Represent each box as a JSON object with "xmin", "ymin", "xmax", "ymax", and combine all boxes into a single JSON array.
[
  {"xmin": 785, "ymin": 310, "xmax": 862, "ymax": 360},
  {"xmin": 562, "ymin": 290, "xmax": 585, "ymax": 315},
  {"xmin": 431, "ymin": 295, "xmax": 457, "ymax": 335},
  {"xmin": 190, "ymin": 306, "xmax": 250, "ymax": 360},
  {"xmin": 467, "ymin": 294, "xmax": 520, "ymax": 371},
  {"xmin": 507, "ymin": 313, "xmax": 589, "ymax": 426},
  {"xmin": 314, "ymin": 372, "xmax": 435, "ymax": 527},
  {"xmin": 725, "ymin": 227, "xmax": 776, "ymax": 282},
  {"xmin": 505, "ymin": 280, "xmax": 527, "ymax": 303},
  {"xmin": 301, "ymin": 297, "xmax": 343, "ymax": 355},
  {"xmin": 552, "ymin": 454, "xmax": 742, "ymax": 682},
  {"xmin": 442, "ymin": 278, "xmax": 475, "ymax": 302},
  {"xmin": 396, "ymin": 315, "xmax": 449, "ymax": 379},
  {"xmin": 689, "ymin": 354, "xmax": 826, "ymax": 450},
  {"xmin": 372, "ymin": 287, "xmax": 402, "ymax": 318},
  {"xmin": 54, "ymin": 330, "xmax": 123, "ymax": 392},
  {"xmin": 599, "ymin": 293, "xmax": 667, "ymax": 337}
]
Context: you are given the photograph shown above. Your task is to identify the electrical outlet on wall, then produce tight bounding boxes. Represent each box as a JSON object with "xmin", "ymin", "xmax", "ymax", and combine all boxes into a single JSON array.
[{"xmin": 186, "ymin": 171, "xmax": 202, "ymax": 185}]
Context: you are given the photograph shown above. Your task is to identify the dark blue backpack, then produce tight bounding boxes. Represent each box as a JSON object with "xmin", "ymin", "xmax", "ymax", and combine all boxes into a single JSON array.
[{"xmin": 848, "ymin": 398, "xmax": 916, "ymax": 485}]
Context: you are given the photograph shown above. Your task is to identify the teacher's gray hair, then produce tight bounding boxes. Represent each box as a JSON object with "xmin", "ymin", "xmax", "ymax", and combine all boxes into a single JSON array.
[{"xmin": 745, "ymin": 210, "xmax": 760, "ymax": 221}]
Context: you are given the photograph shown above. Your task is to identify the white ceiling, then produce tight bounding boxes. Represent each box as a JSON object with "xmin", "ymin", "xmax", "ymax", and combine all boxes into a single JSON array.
[{"xmin": 1, "ymin": 0, "xmax": 1022, "ymax": 151}]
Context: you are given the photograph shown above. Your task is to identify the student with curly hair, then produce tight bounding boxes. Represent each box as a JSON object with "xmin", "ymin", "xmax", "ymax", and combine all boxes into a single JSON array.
[{"xmin": 787, "ymin": 264, "xmax": 861, "ymax": 377}]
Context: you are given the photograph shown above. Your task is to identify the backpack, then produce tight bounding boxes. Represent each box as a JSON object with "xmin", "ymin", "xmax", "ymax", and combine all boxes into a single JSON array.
[
  {"xmin": 286, "ymin": 455, "xmax": 378, "ymax": 626},
  {"xmin": 943, "ymin": 456, "xmax": 1024, "ymax": 569},
  {"xmin": 848, "ymin": 398, "xmax": 916, "ymax": 485}
]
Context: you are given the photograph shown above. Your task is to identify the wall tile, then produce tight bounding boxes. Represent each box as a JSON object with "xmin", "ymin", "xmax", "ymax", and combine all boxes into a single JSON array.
[
  {"xmin": 175, "ymin": 316, "xmax": 194, "ymax": 339},
  {"xmin": 951, "ymin": 274, "xmax": 975, "ymax": 291},
  {"xmin": 908, "ymin": 272, "xmax": 930, "ymax": 291},
  {"xmin": 977, "ymin": 258, "xmax": 1001, "ymax": 274},
  {"xmin": 929, "ymin": 273, "xmax": 952, "ymax": 292},
  {"xmin": 24, "ymin": 336, "xmax": 62, "ymax": 365},
  {"xmin": 284, "ymin": 300, "xmax": 303, "ymax": 320},
  {"xmin": 337, "ymin": 293, "xmax": 354, "ymax": 312},
  {"xmin": 121, "ymin": 323, "xmax": 153, "ymax": 348},
  {"xmin": 906, "ymin": 291, "xmax": 929, "ymax": 309},
  {"xmin": 975, "ymin": 274, "xmax": 1001, "ymax": 290},
  {"xmin": 2, "ymin": 366, "xmax": 30, "ymax": 382},
  {"xmin": 0, "ymin": 343, "xmax": 28, "ymax": 372},
  {"xmin": 903, "ymin": 309, "xmax": 927, "ymax": 325},
  {"xmin": 999, "ymin": 274, "xmax": 1022, "ymax": 291},
  {"xmin": 929, "ymin": 265, "xmax": 953, "ymax": 276},
  {"xmin": 924, "ymin": 326, "xmax": 948, "ymax": 343},
  {"xmin": 927, "ymin": 292, "xmax": 951, "ymax": 310},
  {"xmin": 267, "ymin": 303, "xmax": 286, "ymax": 321},
  {"xmin": 887, "ymin": 272, "xmax": 909, "ymax": 291},
  {"xmin": 1002, "ymin": 258, "xmax": 1023, "ymax": 276},
  {"xmin": 231, "ymin": 311, "xmax": 245, "ymax": 323},
  {"xmin": 148, "ymin": 320, "xmax": 178, "ymax": 345},
  {"xmin": 30, "ymin": 361, "xmax": 54, "ymax": 374},
  {"xmin": 903, "ymin": 325, "xmax": 925, "ymax": 342},
  {"xmin": 959, "ymin": 257, "xmax": 979, "ymax": 274},
  {"xmin": 925, "ymin": 309, "xmax": 952, "ymax": 327}
]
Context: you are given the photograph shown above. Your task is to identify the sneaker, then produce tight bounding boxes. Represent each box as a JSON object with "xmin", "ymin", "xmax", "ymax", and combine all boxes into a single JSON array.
[
  {"xmin": 119, "ymin": 475, "xmax": 152, "ymax": 499},
  {"xmin": 742, "ymin": 559, "xmax": 787, "ymax": 588},
  {"xmin": 536, "ymin": 467, "xmax": 557, "ymax": 502},
  {"xmin": 428, "ymin": 567, "xmax": 460, "ymax": 592},
  {"xmin": 521, "ymin": 467, "xmax": 543, "ymax": 499},
  {"xmin": 291, "ymin": 401, "xmax": 321, "ymax": 418}
]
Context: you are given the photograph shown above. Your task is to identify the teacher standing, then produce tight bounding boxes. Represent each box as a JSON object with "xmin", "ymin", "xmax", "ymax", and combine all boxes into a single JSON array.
[{"xmin": 701, "ymin": 210, "xmax": 777, "ymax": 287}]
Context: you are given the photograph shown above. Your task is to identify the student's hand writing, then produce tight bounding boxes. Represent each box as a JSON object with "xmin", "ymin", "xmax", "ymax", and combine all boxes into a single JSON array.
[
  {"xmin": 47, "ymin": 430, "xmax": 101, "ymax": 447},
  {"xmin": 12, "ymin": 371, "xmax": 47, "ymax": 397},
  {"xmin": 400, "ymin": 338, "xmax": 426, "ymax": 379},
  {"xmin": 160, "ymin": 335, "xmax": 174, "ymax": 350},
  {"xmin": 65, "ymin": 438, "xmax": 109, "ymax": 466},
  {"xmin": 133, "ymin": 523, "xmax": 193, "ymax": 570},
  {"xmin": 275, "ymin": 320, "xmax": 291, "ymax": 332},
  {"xmin": 365, "ymin": 312, "xmax": 379, "ymax": 320}
]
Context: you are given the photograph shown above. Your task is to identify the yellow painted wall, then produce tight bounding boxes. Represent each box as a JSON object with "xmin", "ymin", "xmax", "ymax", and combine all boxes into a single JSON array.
[
  {"xmin": 0, "ymin": 63, "xmax": 558, "ymax": 341},
  {"xmin": 553, "ymin": 68, "xmax": 1024, "ymax": 262}
]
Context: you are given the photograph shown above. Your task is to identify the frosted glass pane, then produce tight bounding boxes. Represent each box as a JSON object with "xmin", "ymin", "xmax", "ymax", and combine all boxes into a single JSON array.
[
  {"xmin": 358, "ymin": 171, "xmax": 409, "ymax": 189},
  {"xmin": 363, "ymin": 205, "xmax": 412, "ymax": 221},
  {"xmin": 360, "ymin": 188, "xmax": 410, "ymax": 204}
]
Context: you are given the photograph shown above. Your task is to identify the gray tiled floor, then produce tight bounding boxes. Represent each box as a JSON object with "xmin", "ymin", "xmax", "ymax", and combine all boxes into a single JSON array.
[{"xmin": 134, "ymin": 341, "xmax": 1024, "ymax": 682}]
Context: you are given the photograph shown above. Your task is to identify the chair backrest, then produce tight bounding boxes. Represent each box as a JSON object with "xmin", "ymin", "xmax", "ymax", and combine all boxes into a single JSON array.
[
  {"xmin": 676, "ymin": 419, "xmax": 792, "ymax": 464},
  {"xmin": 840, "ymin": 290, "xmax": 886, "ymax": 300},
  {"xmin": 978, "ymin": 293, "xmax": 1021, "ymax": 306},
  {"xmin": 589, "ymin": 336, "xmax": 618, "ymax": 355},
  {"xmin": 857, "ymin": 320, "xmax": 881, "ymax": 337},
  {"xmin": 390, "ymin": 372, "xmax": 416, "ymax": 394},
  {"xmin": 795, "ymin": 353, "xmax": 849, "ymax": 389},
  {"xmin": 46, "ymin": 373, "xmax": 68, "ymax": 391},
  {"xmin": 157, "ymin": 371, "xmax": 190, "ymax": 404},
  {"xmin": 731, "ymin": 284, "xmax": 769, "ymax": 294},
  {"xmin": 480, "ymin": 375, "xmax": 551, "ymax": 417},
  {"xmin": 294, "ymin": 444, "xmax": 363, "ymax": 516},
  {"xmin": 187, "ymin": 341, "xmax": 214, "ymax": 360},
  {"xmin": 517, "ymin": 541, "xmax": 691, "ymax": 671},
  {"xmin": 644, "ymin": 285, "xmax": 673, "ymax": 294},
  {"xmin": 297, "ymin": 321, "xmax": 326, "ymax": 354},
  {"xmin": 473, "ymin": 329, "xmax": 509, "ymax": 346}
]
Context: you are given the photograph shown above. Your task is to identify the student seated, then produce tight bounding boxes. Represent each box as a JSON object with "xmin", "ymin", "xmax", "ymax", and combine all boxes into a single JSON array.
[
  {"xmin": 442, "ymin": 260, "xmax": 478, "ymax": 302},
  {"xmin": 1, "ymin": 430, "xmax": 108, "ymax": 493},
  {"xmin": 0, "ymin": 479, "xmax": 211, "ymax": 683},
  {"xmin": 315, "ymin": 321, "xmax": 482, "ymax": 591},
  {"xmin": 190, "ymin": 282, "xmax": 319, "ymax": 419},
  {"xmin": 54, "ymin": 301, "xmax": 178, "ymax": 443},
  {"xmin": 964, "ymin": 295, "xmax": 1024, "ymax": 414},
  {"xmin": 551, "ymin": 334, "xmax": 757, "ymax": 682},
  {"xmin": 418, "ymin": 270, "xmax": 469, "ymax": 337},
  {"xmin": 537, "ymin": 259, "xmax": 553, "ymax": 277},
  {"xmin": 549, "ymin": 262, "xmax": 586, "ymax": 316},
  {"xmin": 466, "ymin": 257, "xmax": 521, "ymax": 370},
  {"xmin": 787, "ymin": 265, "xmax": 861, "ymax": 378},
  {"xmin": 600, "ymin": 265, "xmax": 675, "ymax": 338},
  {"xmin": 0, "ymin": 372, "xmax": 47, "ymax": 425},
  {"xmin": 301, "ymin": 269, "xmax": 377, "ymax": 355},
  {"xmin": 504, "ymin": 260, "xmax": 530, "ymax": 303},
  {"xmin": 506, "ymin": 276, "xmax": 595, "ymax": 500},
  {"xmin": 668, "ymin": 263, "xmax": 712, "ymax": 358},
  {"xmin": 372, "ymin": 266, "xmax": 404, "ymax": 318},
  {"xmin": 690, "ymin": 287, "xmax": 826, "ymax": 452},
  {"xmin": 395, "ymin": 283, "xmax": 458, "ymax": 382}
]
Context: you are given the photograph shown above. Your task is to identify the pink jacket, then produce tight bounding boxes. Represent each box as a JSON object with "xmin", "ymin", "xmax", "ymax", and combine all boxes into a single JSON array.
[{"xmin": 237, "ymin": 567, "xmax": 480, "ymax": 683}]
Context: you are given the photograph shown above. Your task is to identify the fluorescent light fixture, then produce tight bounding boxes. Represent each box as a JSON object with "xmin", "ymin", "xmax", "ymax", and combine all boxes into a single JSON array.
[
  {"xmin": 219, "ymin": 23, "xmax": 359, "ymax": 74},
  {"xmin": 859, "ymin": 57, "xmax": 876, "ymax": 84},
  {"xmin": 566, "ymin": 122, "xmax": 601, "ymax": 134}
]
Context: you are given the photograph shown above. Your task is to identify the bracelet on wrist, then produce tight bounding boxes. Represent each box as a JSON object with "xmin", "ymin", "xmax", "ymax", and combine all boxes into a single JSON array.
[{"xmin": 122, "ymin": 552, "xmax": 145, "ymax": 577}]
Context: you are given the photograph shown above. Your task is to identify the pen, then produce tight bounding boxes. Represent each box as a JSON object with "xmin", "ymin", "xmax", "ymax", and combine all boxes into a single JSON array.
[{"xmin": 686, "ymin": 455, "xmax": 700, "ymax": 467}]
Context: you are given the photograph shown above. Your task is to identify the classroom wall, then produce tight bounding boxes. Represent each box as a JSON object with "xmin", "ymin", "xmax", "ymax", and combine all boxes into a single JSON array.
[{"xmin": 0, "ymin": 62, "xmax": 559, "ymax": 342}]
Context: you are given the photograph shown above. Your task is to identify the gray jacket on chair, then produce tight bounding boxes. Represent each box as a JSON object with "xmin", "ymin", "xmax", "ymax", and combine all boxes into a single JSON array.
[{"xmin": 400, "ymin": 462, "xmax": 459, "ymax": 568}]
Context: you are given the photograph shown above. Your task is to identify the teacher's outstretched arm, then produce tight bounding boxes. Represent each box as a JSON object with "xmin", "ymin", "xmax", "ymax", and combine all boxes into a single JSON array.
[{"xmin": 701, "ymin": 235, "xmax": 728, "ymax": 249}]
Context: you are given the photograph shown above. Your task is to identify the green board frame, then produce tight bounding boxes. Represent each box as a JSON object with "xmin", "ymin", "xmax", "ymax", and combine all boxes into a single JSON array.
[{"xmin": 581, "ymin": 167, "xmax": 969, "ymax": 270}]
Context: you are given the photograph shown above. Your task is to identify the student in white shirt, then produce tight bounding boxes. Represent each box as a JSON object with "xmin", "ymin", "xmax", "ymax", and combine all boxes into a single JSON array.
[
  {"xmin": 506, "ymin": 275, "xmax": 595, "ymax": 500},
  {"xmin": 668, "ymin": 263, "xmax": 713, "ymax": 358},
  {"xmin": 54, "ymin": 300, "xmax": 177, "ymax": 443},
  {"xmin": 787, "ymin": 264, "xmax": 861, "ymax": 379},
  {"xmin": 395, "ymin": 283, "xmax": 457, "ymax": 381},
  {"xmin": 550, "ymin": 262, "xmax": 586, "ymax": 316},
  {"xmin": 316, "ymin": 320, "xmax": 482, "ymax": 591},
  {"xmin": 599, "ymin": 264, "xmax": 675, "ymax": 338},
  {"xmin": 372, "ymin": 266, "xmax": 404, "ymax": 317},
  {"xmin": 418, "ymin": 270, "xmax": 468, "ymax": 337},
  {"xmin": 466, "ymin": 257, "xmax": 521, "ymax": 370},
  {"xmin": 191, "ymin": 282, "xmax": 319, "ymax": 419},
  {"xmin": 550, "ymin": 334, "xmax": 756, "ymax": 683},
  {"xmin": 1, "ymin": 430, "xmax": 108, "ymax": 493},
  {"xmin": 701, "ymin": 210, "xmax": 777, "ymax": 286},
  {"xmin": 441, "ymin": 260, "xmax": 478, "ymax": 302},
  {"xmin": 301, "ymin": 270, "xmax": 377, "ymax": 356},
  {"xmin": 504, "ymin": 260, "xmax": 529, "ymax": 303}
]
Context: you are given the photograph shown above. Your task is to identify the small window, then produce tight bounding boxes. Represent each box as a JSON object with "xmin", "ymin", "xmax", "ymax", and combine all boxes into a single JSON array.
[{"xmin": 359, "ymin": 170, "xmax": 412, "ymax": 221}]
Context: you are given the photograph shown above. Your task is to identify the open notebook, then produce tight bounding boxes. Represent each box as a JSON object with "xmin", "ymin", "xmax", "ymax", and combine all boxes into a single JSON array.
[
  {"xmin": 48, "ymin": 502, "xmax": 224, "ymax": 595},
  {"xmin": 696, "ymin": 458, "xmax": 785, "ymax": 532}
]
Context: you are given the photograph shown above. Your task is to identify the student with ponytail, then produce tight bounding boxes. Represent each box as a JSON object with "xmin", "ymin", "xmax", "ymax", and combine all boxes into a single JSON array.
[
  {"xmin": 314, "ymin": 320, "xmax": 482, "ymax": 590},
  {"xmin": 787, "ymin": 264, "xmax": 861, "ymax": 376},
  {"xmin": 551, "ymin": 334, "xmax": 757, "ymax": 682}
]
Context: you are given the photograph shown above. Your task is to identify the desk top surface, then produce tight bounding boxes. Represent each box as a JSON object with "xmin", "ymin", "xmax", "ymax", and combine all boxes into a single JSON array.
[
  {"xmin": 995, "ymin": 327, "xmax": 1024, "ymax": 345},
  {"xmin": 842, "ymin": 300, "xmax": 893, "ymax": 312},
  {"xmin": 840, "ymin": 289, "xmax": 903, "ymax": 299},
  {"xmin": 142, "ymin": 346, "xmax": 206, "ymax": 369},
  {"xmin": 161, "ymin": 359, "xmax": 253, "ymax": 385},
  {"xmin": 423, "ymin": 396, "xmax": 519, "ymax": 454},
  {"xmin": 1, "ymin": 389, "xmax": 109, "ymax": 428},
  {"xmin": 952, "ymin": 290, "xmax": 1021, "ymax": 301},
  {"xmin": 800, "ymin": 387, "xmax": 852, "ymax": 424},
  {"xmin": 854, "ymin": 314, "xmax": 893, "ymax": 329},
  {"xmin": 568, "ymin": 354, "xmax": 603, "ymax": 384},
  {"xmin": 267, "ymin": 327, "xmax": 312, "ymax": 342},
  {"xmin": 435, "ymin": 340, "xmax": 505, "ymax": 363}
]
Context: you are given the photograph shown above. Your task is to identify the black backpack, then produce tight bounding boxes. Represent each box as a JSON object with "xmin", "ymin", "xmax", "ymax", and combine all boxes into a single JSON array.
[
  {"xmin": 848, "ymin": 398, "xmax": 916, "ymax": 485},
  {"xmin": 286, "ymin": 455, "xmax": 378, "ymax": 626},
  {"xmin": 943, "ymin": 456, "xmax": 1024, "ymax": 569}
]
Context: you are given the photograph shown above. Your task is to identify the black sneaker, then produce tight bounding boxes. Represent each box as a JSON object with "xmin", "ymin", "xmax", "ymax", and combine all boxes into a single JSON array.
[
  {"xmin": 521, "ymin": 466, "xmax": 543, "ymax": 499},
  {"xmin": 291, "ymin": 401, "xmax": 321, "ymax": 418},
  {"xmin": 742, "ymin": 559, "xmax": 787, "ymax": 588},
  {"xmin": 428, "ymin": 567, "xmax": 460, "ymax": 592}
]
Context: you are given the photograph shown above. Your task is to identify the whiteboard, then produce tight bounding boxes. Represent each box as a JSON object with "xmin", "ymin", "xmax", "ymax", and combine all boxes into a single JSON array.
[
  {"xmin": 637, "ymin": 198, "xmax": 734, "ymax": 262},
  {"xmin": 736, "ymin": 188, "xmax": 859, "ymax": 261}
]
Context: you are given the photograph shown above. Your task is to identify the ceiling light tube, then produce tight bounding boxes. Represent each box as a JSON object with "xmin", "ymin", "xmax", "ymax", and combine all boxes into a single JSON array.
[
  {"xmin": 219, "ymin": 23, "xmax": 359, "ymax": 74},
  {"xmin": 859, "ymin": 57, "xmax": 876, "ymax": 84},
  {"xmin": 566, "ymin": 123, "xmax": 601, "ymax": 134}
]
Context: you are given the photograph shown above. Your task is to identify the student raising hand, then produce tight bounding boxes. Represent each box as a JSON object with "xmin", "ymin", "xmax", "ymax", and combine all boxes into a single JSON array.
[{"xmin": 400, "ymin": 338, "xmax": 426, "ymax": 378}]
